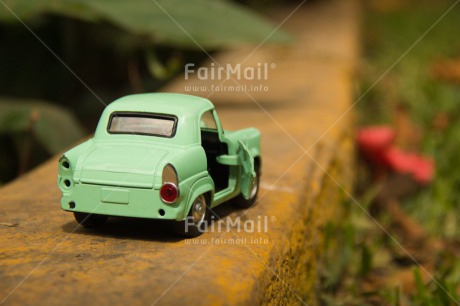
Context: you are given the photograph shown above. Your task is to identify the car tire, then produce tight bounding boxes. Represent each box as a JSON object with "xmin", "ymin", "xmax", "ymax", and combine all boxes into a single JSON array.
[
  {"xmin": 174, "ymin": 194, "xmax": 209, "ymax": 237},
  {"xmin": 74, "ymin": 212, "xmax": 108, "ymax": 228},
  {"xmin": 233, "ymin": 163, "xmax": 260, "ymax": 209}
]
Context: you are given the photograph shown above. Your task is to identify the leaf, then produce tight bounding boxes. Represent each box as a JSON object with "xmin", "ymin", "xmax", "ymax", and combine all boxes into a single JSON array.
[
  {"xmin": 0, "ymin": 98, "xmax": 84, "ymax": 154},
  {"xmin": 0, "ymin": 0, "xmax": 99, "ymax": 23},
  {"xmin": 434, "ymin": 279, "xmax": 454, "ymax": 306},
  {"xmin": 0, "ymin": 1, "xmax": 47, "ymax": 22},
  {"xmin": 360, "ymin": 244, "xmax": 372, "ymax": 277},
  {"xmin": 0, "ymin": 0, "xmax": 292, "ymax": 49},
  {"xmin": 145, "ymin": 49, "xmax": 182, "ymax": 80},
  {"xmin": 413, "ymin": 267, "xmax": 431, "ymax": 306},
  {"xmin": 392, "ymin": 286, "xmax": 401, "ymax": 306},
  {"xmin": 81, "ymin": 0, "xmax": 292, "ymax": 48}
]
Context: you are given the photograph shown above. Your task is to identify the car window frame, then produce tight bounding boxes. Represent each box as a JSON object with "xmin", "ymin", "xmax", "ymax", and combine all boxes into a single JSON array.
[
  {"xmin": 107, "ymin": 112, "xmax": 178, "ymax": 138},
  {"xmin": 200, "ymin": 110, "xmax": 219, "ymax": 132}
]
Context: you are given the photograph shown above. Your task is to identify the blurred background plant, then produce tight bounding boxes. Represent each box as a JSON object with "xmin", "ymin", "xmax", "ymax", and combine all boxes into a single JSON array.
[
  {"xmin": 0, "ymin": 0, "xmax": 292, "ymax": 184},
  {"xmin": 320, "ymin": 0, "xmax": 460, "ymax": 305}
]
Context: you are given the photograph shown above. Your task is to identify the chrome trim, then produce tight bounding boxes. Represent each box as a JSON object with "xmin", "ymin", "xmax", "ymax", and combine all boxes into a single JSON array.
[{"xmin": 162, "ymin": 163, "xmax": 178, "ymax": 185}]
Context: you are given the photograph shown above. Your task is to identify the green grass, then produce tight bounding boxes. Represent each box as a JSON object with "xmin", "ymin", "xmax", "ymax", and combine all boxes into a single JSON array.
[
  {"xmin": 363, "ymin": 3, "xmax": 460, "ymax": 239},
  {"xmin": 320, "ymin": 1, "xmax": 460, "ymax": 305}
]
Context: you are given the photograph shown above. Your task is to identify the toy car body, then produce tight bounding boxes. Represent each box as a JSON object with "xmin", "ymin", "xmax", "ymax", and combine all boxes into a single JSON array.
[{"xmin": 58, "ymin": 93, "xmax": 261, "ymax": 236}]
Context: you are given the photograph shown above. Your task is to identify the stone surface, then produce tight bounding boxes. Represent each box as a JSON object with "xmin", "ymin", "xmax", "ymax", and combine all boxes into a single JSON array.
[{"xmin": 0, "ymin": 1, "xmax": 358, "ymax": 305}]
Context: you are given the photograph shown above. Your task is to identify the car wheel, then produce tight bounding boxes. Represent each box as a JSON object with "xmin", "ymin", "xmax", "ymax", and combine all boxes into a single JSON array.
[
  {"xmin": 174, "ymin": 194, "xmax": 209, "ymax": 237},
  {"xmin": 233, "ymin": 163, "xmax": 260, "ymax": 209},
  {"xmin": 74, "ymin": 212, "xmax": 108, "ymax": 228}
]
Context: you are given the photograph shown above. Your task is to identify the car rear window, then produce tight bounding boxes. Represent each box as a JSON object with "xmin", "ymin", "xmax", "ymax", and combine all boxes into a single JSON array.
[{"xmin": 108, "ymin": 113, "xmax": 177, "ymax": 137}]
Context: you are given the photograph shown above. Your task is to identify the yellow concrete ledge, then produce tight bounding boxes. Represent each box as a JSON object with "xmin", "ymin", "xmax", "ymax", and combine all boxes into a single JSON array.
[{"xmin": 0, "ymin": 1, "xmax": 358, "ymax": 305}]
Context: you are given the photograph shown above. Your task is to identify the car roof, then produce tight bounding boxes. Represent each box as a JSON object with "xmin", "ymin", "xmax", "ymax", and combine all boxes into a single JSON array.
[
  {"xmin": 106, "ymin": 93, "xmax": 214, "ymax": 117},
  {"xmin": 94, "ymin": 93, "xmax": 214, "ymax": 145}
]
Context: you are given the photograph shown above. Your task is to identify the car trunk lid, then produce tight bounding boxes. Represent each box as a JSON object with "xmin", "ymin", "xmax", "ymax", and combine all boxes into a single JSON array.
[{"xmin": 79, "ymin": 144, "xmax": 167, "ymax": 188}]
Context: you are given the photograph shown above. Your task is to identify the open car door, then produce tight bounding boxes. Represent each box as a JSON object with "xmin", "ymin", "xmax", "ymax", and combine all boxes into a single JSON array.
[{"xmin": 238, "ymin": 141, "xmax": 256, "ymax": 199}]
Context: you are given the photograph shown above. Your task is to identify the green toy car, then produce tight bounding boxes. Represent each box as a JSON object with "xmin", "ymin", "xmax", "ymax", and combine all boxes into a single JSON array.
[{"xmin": 58, "ymin": 93, "xmax": 261, "ymax": 236}]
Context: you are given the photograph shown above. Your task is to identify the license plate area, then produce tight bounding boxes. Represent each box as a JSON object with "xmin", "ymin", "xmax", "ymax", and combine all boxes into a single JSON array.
[{"xmin": 101, "ymin": 188, "xmax": 129, "ymax": 204}]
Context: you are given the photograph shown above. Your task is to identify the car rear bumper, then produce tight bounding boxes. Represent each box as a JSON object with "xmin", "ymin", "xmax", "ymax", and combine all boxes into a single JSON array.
[{"xmin": 61, "ymin": 183, "xmax": 187, "ymax": 220}]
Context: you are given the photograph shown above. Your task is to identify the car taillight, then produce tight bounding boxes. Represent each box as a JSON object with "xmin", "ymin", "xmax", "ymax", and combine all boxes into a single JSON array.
[
  {"xmin": 160, "ymin": 183, "xmax": 179, "ymax": 204},
  {"xmin": 161, "ymin": 164, "xmax": 179, "ymax": 203}
]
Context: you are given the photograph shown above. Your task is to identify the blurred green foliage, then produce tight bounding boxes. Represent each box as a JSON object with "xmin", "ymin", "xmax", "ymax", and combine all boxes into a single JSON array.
[
  {"xmin": 360, "ymin": 1, "xmax": 460, "ymax": 239},
  {"xmin": 0, "ymin": 99, "xmax": 84, "ymax": 182},
  {"xmin": 0, "ymin": 0, "xmax": 290, "ymax": 48},
  {"xmin": 0, "ymin": 99, "xmax": 84, "ymax": 153},
  {"xmin": 320, "ymin": 0, "xmax": 460, "ymax": 305},
  {"xmin": 0, "ymin": 0, "xmax": 291, "ymax": 184}
]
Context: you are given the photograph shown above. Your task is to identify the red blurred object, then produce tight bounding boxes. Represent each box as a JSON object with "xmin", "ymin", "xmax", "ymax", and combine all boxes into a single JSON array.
[
  {"xmin": 357, "ymin": 126, "xmax": 395, "ymax": 165},
  {"xmin": 382, "ymin": 148, "xmax": 435, "ymax": 185},
  {"xmin": 357, "ymin": 126, "xmax": 435, "ymax": 184},
  {"xmin": 357, "ymin": 126, "xmax": 395, "ymax": 152}
]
